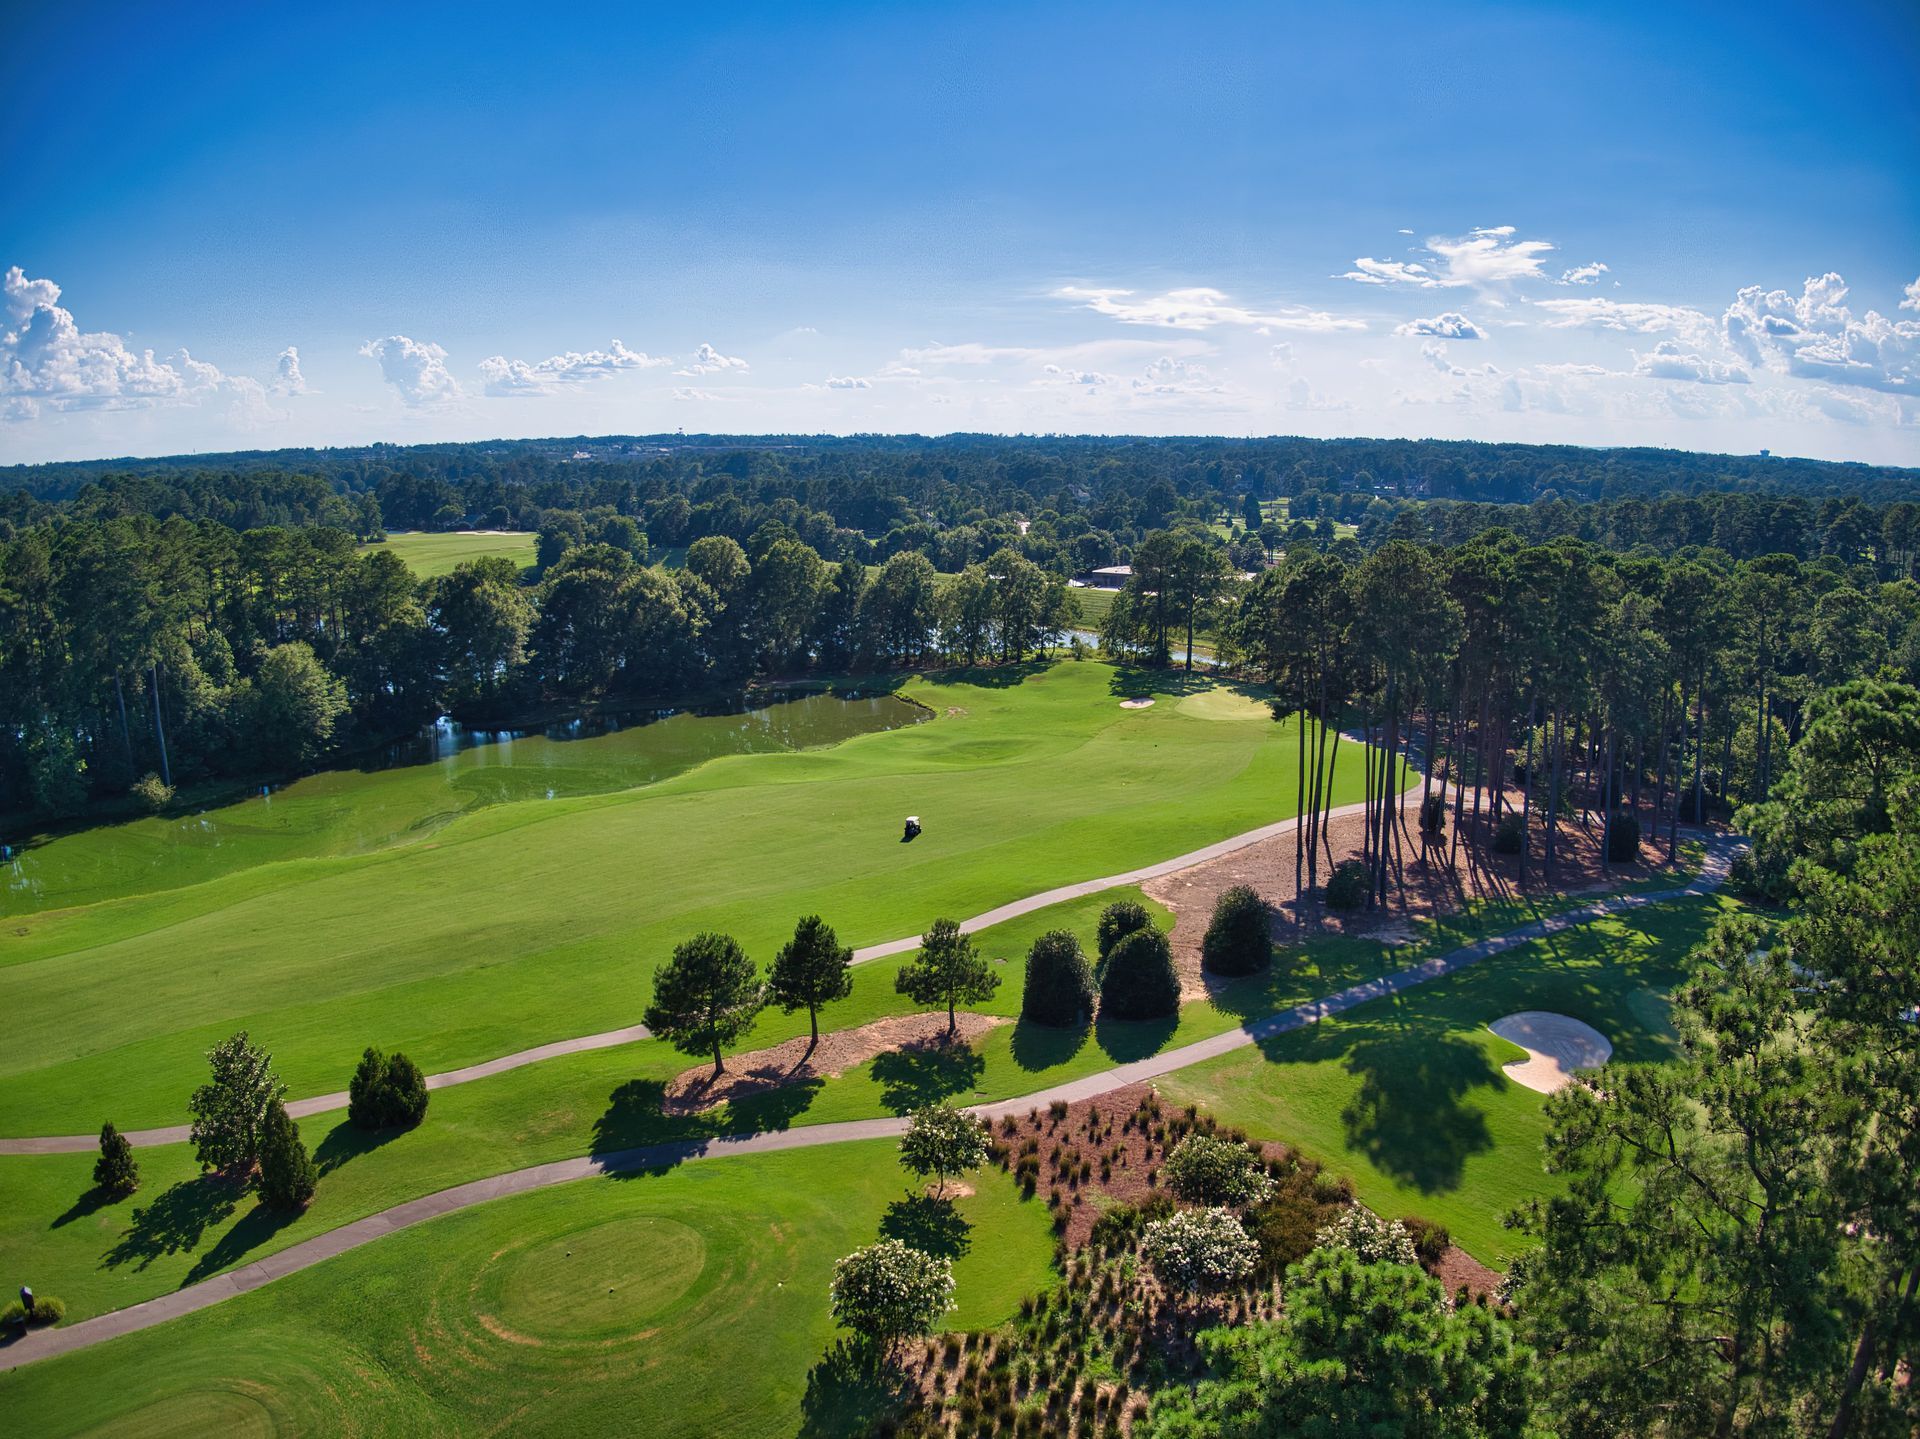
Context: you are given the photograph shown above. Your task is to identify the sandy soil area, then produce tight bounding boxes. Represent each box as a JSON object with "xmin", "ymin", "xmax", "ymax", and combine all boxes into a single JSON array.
[{"xmin": 1488, "ymin": 1011, "xmax": 1613, "ymax": 1093}]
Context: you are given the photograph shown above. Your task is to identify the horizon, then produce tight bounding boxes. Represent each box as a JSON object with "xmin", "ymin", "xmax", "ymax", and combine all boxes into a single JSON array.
[{"xmin": 3, "ymin": 1, "xmax": 1917, "ymax": 467}]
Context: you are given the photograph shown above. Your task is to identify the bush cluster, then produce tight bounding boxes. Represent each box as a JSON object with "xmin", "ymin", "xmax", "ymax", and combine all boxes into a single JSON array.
[
  {"xmin": 1606, "ymin": 811, "xmax": 1642, "ymax": 862},
  {"xmin": 1095, "ymin": 899, "xmax": 1152, "ymax": 960},
  {"xmin": 348, "ymin": 1046, "xmax": 430, "ymax": 1130},
  {"xmin": 1493, "ymin": 812, "xmax": 1526, "ymax": 855},
  {"xmin": 1098, "ymin": 927, "xmax": 1180, "ymax": 1020},
  {"xmin": 1401, "ymin": 1215, "xmax": 1452, "ymax": 1273},
  {"xmin": 1162, "ymin": 1133, "xmax": 1275, "ymax": 1208},
  {"xmin": 1324, "ymin": 859, "xmax": 1370, "ymax": 911},
  {"xmin": 1, "ymin": 1295, "xmax": 66, "ymax": 1328},
  {"xmin": 1021, "ymin": 929, "xmax": 1095, "ymax": 1027},
  {"xmin": 1200, "ymin": 886, "xmax": 1271, "ymax": 977},
  {"xmin": 1418, "ymin": 792, "xmax": 1447, "ymax": 835}
]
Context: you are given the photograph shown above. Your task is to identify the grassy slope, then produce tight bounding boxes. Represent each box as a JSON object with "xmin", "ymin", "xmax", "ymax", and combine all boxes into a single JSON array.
[
  {"xmin": 0, "ymin": 1140, "xmax": 1055, "ymax": 1439},
  {"xmin": 2, "ymin": 663, "xmax": 1364, "ymax": 1133},
  {"xmin": 1160, "ymin": 894, "xmax": 1738, "ymax": 1264},
  {"xmin": 0, "ymin": 874, "xmax": 1696, "ymax": 1326},
  {"xmin": 356, "ymin": 529, "xmax": 538, "ymax": 578}
]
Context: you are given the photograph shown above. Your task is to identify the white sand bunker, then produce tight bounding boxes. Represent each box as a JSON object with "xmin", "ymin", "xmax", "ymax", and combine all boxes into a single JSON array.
[
  {"xmin": 1119, "ymin": 698, "xmax": 1155, "ymax": 709},
  {"xmin": 1489, "ymin": 1012, "xmax": 1612, "ymax": 1093}
]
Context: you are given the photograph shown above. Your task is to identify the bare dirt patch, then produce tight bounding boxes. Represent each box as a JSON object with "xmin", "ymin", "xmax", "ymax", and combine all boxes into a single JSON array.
[
  {"xmin": 1146, "ymin": 784, "xmax": 1706, "ymax": 997},
  {"xmin": 660, "ymin": 1012, "xmax": 1007, "ymax": 1115}
]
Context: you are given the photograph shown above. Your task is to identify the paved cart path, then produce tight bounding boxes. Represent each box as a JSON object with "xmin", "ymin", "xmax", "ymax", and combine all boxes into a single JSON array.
[
  {"xmin": 5, "ymin": 791, "xmax": 1401, "ymax": 1154},
  {"xmin": 0, "ymin": 834, "xmax": 1736, "ymax": 1372}
]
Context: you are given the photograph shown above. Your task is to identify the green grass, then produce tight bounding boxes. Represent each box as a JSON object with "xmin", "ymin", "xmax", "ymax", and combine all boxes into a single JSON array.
[
  {"xmin": 356, "ymin": 529, "xmax": 537, "ymax": 578},
  {"xmin": 0, "ymin": 862, "xmax": 1690, "ymax": 1327},
  {"xmin": 0, "ymin": 1140, "xmax": 1056, "ymax": 1438},
  {"xmin": 1159, "ymin": 894, "xmax": 1739, "ymax": 1265},
  {"xmin": 1, "ymin": 661, "xmax": 1364, "ymax": 1134}
]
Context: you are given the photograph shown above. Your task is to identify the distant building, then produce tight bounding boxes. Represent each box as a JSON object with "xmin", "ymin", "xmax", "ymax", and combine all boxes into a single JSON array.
[{"xmin": 1076, "ymin": 564, "xmax": 1133, "ymax": 590}]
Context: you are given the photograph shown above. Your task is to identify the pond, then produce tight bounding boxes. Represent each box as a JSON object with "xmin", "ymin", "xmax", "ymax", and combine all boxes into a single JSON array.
[{"xmin": 4, "ymin": 690, "xmax": 927, "ymax": 914}]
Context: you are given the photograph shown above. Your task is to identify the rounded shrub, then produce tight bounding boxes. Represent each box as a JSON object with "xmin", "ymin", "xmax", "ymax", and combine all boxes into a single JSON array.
[
  {"xmin": 1418, "ymin": 792, "xmax": 1447, "ymax": 836},
  {"xmin": 1324, "ymin": 859, "xmax": 1370, "ymax": 912},
  {"xmin": 1401, "ymin": 1215, "xmax": 1452, "ymax": 1273},
  {"xmin": 1492, "ymin": 812, "xmax": 1526, "ymax": 855},
  {"xmin": 1606, "ymin": 811, "xmax": 1642, "ymax": 862},
  {"xmin": 1021, "ymin": 929, "xmax": 1095, "ymax": 1027},
  {"xmin": 130, "ymin": 772, "xmax": 174, "ymax": 813},
  {"xmin": 1095, "ymin": 900, "xmax": 1152, "ymax": 960},
  {"xmin": 1098, "ymin": 927, "xmax": 1179, "ymax": 1021},
  {"xmin": 1162, "ymin": 1133, "xmax": 1275, "ymax": 1208},
  {"xmin": 1200, "ymin": 886, "xmax": 1271, "ymax": 977},
  {"xmin": 348, "ymin": 1046, "xmax": 431, "ymax": 1130}
]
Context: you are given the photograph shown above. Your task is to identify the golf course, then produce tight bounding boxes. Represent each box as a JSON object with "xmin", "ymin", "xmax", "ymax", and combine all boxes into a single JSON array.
[
  {"xmin": 0, "ymin": 657, "xmax": 1750, "ymax": 1432},
  {"xmin": 356, "ymin": 529, "xmax": 539, "ymax": 578}
]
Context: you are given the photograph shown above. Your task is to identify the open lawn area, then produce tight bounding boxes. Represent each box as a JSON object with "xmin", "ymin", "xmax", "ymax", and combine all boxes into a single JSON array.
[
  {"xmin": 357, "ymin": 529, "xmax": 538, "ymax": 578},
  {"xmin": 1160, "ymin": 893, "xmax": 1741, "ymax": 1264},
  {"xmin": 1, "ymin": 662, "xmax": 1364, "ymax": 1135},
  {"xmin": 0, "ymin": 1140, "xmax": 1054, "ymax": 1438}
]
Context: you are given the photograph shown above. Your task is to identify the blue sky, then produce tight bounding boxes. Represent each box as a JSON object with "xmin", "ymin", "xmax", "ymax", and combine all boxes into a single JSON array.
[{"xmin": 3, "ymin": 0, "xmax": 1916, "ymax": 465}]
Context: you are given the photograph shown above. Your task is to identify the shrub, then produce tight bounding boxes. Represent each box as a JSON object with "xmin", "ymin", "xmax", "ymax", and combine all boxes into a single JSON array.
[
  {"xmin": 1314, "ymin": 1206, "xmax": 1418, "ymax": 1266},
  {"xmin": 1200, "ymin": 886, "xmax": 1270, "ymax": 977},
  {"xmin": 830, "ymin": 1240, "xmax": 955, "ymax": 1349},
  {"xmin": 1142, "ymin": 1207, "xmax": 1259, "ymax": 1293},
  {"xmin": 348, "ymin": 1047, "xmax": 430, "ymax": 1130},
  {"xmin": 1098, "ymin": 928, "xmax": 1180, "ymax": 1021},
  {"xmin": 1021, "ymin": 929, "xmax": 1095, "ymax": 1027},
  {"xmin": 130, "ymin": 772, "xmax": 174, "ymax": 813},
  {"xmin": 901, "ymin": 1103, "xmax": 992, "ymax": 1198},
  {"xmin": 1, "ymin": 1295, "xmax": 65, "ymax": 1327},
  {"xmin": 1324, "ymin": 859, "xmax": 1370, "ymax": 911},
  {"xmin": 1246, "ymin": 1183, "xmax": 1332, "ymax": 1276},
  {"xmin": 1418, "ymin": 792, "xmax": 1446, "ymax": 835},
  {"xmin": 93, "ymin": 1121, "xmax": 139, "ymax": 1198},
  {"xmin": 1096, "ymin": 900, "xmax": 1152, "ymax": 960},
  {"xmin": 1605, "ymin": 810, "xmax": 1641, "ymax": 862},
  {"xmin": 1162, "ymin": 1134, "xmax": 1275, "ymax": 1208},
  {"xmin": 1492, "ymin": 811, "xmax": 1526, "ymax": 855},
  {"xmin": 1401, "ymin": 1215, "xmax": 1451, "ymax": 1273},
  {"xmin": 257, "ymin": 1099, "xmax": 318, "ymax": 1211}
]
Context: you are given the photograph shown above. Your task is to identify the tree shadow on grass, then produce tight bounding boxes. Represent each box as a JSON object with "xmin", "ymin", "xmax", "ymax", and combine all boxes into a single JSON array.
[
  {"xmin": 311, "ymin": 1119, "xmax": 407, "ymax": 1177},
  {"xmin": 102, "ymin": 1176, "xmax": 243, "ymax": 1273},
  {"xmin": 873, "ymin": 1037, "xmax": 987, "ymax": 1115},
  {"xmin": 1335, "ymin": 1031, "xmax": 1499, "ymax": 1194},
  {"xmin": 587, "ymin": 1073, "xmax": 827, "ymax": 1177},
  {"xmin": 914, "ymin": 660, "xmax": 1051, "ymax": 691},
  {"xmin": 798, "ymin": 1339, "xmax": 914, "ymax": 1439},
  {"xmin": 881, "ymin": 1194, "xmax": 973, "ymax": 1259},
  {"xmin": 185, "ymin": 1201, "xmax": 302, "ymax": 1284},
  {"xmin": 51, "ymin": 1185, "xmax": 124, "ymax": 1231},
  {"xmin": 1009, "ymin": 1018, "xmax": 1089, "ymax": 1073},
  {"xmin": 1094, "ymin": 1010, "xmax": 1178, "ymax": 1065}
]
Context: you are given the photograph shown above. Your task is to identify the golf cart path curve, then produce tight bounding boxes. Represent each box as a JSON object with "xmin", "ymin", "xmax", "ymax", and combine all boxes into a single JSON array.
[
  {"xmin": 5, "ymin": 788, "xmax": 1405, "ymax": 1154},
  {"xmin": 0, "ymin": 833, "xmax": 1737, "ymax": 1372}
]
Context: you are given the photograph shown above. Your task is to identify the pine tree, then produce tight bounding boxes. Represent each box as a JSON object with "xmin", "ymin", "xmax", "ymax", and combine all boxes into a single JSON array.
[
  {"xmin": 93, "ymin": 1120, "xmax": 139, "ymax": 1198},
  {"xmin": 256, "ymin": 1098, "xmax": 317, "ymax": 1211}
]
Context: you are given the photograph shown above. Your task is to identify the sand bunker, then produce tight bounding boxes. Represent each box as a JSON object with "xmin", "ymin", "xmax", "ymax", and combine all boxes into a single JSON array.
[
  {"xmin": 1489, "ymin": 1011, "xmax": 1612, "ymax": 1093},
  {"xmin": 1119, "ymin": 698, "xmax": 1155, "ymax": 709}
]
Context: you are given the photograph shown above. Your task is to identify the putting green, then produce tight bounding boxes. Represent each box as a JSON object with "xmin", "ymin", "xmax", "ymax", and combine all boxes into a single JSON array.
[
  {"xmin": 2, "ymin": 1140, "xmax": 1055, "ymax": 1439},
  {"xmin": 2, "ymin": 661, "xmax": 1366, "ymax": 1133},
  {"xmin": 489, "ymin": 1215, "xmax": 708, "ymax": 1339}
]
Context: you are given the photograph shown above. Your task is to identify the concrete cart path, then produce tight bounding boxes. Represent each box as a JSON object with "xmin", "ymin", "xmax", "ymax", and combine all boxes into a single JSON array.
[
  {"xmin": 4, "ymin": 790, "xmax": 1399, "ymax": 1154},
  {"xmin": 0, "ymin": 833, "xmax": 1737, "ymax": 1372}
]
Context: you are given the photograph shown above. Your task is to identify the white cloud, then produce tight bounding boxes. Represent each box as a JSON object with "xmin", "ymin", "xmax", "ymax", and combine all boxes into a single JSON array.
[
  {"xmin": 1040, "ymin": 363, "xmax": 1117, "ymax": 391},
  {"xmin": 1282, "ymin": 376, "xmax": 1352, "ymax": 412},
  {"xmin": 1395, "ymin": 311, "xmax": 1484, "ymax": 339},
  {"xmin": 1055, "ymin": 285, "xmax": 1364, "ymax": 332},
  {"xmin": 1531, "ymin": 297, "xmax": 1714, "ymax": 338},
  {"xmin": 360, "ymin": 335, "xmax": 463, "ymax": 406},
  {"xmin": 1722, "ymin": 273, "xmax": 1917, "ymax": 395},
  {"xmin": 1340, "ymin": 257, "xmax": 1441, "ymax": 287},
  {"xmin": 1632, "ymin": 339, "xmax": 1751, "ymax": 385},
  {"xmin": 478, "ymin": 339, "xmax": 665, "ymax": 397},
  {"xmin": 1132, "ymin": 356, "xmax": 1224, "ymax": 395},
  {"xmin": 1422, "ymin": 341, "xmax": 1462, "ymax": 375},
  {"xmin": 0, "ymin": 265, "xmax": 267, "ymax": 417},
  {"xmin": 1343, "ymin": 226, "xmax": 1557, "ymax": 289},
  {"xmin": 823, "ymin": 374, "xmax": 871, "ymax": 389},
  {"xmin": 271, "ymin": 346, "xmax": 309, "ymax": 396},
  {"xmin": 674, "ymin": 342, "xmax": 748, "ymax": 376},
  {"xmin": 1560, "ymin": 262, "xmax": 1609, "ymax": 286},
  {"xmin": 671, "ymin": 386, "xmax": 721, "ymax": 401},
  {"xmin": 1904, "ymin": 277, "xmax": 1920, "ymax": 313}
]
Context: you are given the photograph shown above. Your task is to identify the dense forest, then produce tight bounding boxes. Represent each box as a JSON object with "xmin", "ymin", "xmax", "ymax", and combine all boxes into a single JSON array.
[{"xmin": 5, "ymin": 433, "xmax": 1918, "ymax": 828}]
